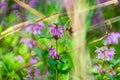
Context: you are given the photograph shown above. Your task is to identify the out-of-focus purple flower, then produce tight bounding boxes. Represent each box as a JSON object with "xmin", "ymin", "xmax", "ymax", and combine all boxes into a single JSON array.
[
  {"xmin": 64, "ymin": 0, "xmax": 74, "ymax": 9},
  {"xmin": 26, "ymin": 56, "xmax": 39, "ymax": 80},
  {"xmin": 99, "ymin": 0, "xmax": 109, "ymax": 3},
  {"xmin": 92, "ymin": 0, "xmax": 104, "ymax": 26},
  {"xmin": 25, "ymin": 21, "xmax": 31, "ymax": 26},
  {"xmin": 106, "ymin": 32, "xmax": 120, "ymax": 44},
  {"xmin": 95, "ymin": 46, "xmax": 115, "ymax": 61},
  {"xmin": 105, "ymin": 48, "xmax": 115, "ymax": 61},
  {"xmin": 92, "ymin": 9, "xmax": 104, "ymax": 26},
  {"xmin": 95, "ymin": 46, "xmax": 107, "ymax": 60},
  {"xmin": 94, "ymin": 64, "xmax": 100, "ymax": 71},
  {"xmin": 110, "ymin": 70, "xmax": 116, "ymax": 76},
  {"xmin": 48, "ymin": 24, "xmax": 65, "ymax": 39},
  {"xmin": 0, "ymin": 1, "xmax": 7, "ymax": 8},
  {"xmin": 28, "ymin": 0, "xmax": 38, "ymax": 7},
  {"xmin": 27, "ymin": 68, "xmax": 39, "ymax": 76},
  {"xmin": 54, "ymin": 0, "xmax": 57, "ymax": 3},
  {"xmin": 48, "ymin": 48, "xmax": 59, "ymax": 59},
  {"xmin": 27, "ymin": 67, "xmax": 39, "ymax": 80},
  {"xmin": 12, "ymin": 3, "xmax": 19, "ymax": 9},
  {"xmin": 16, "ymin": 55, "xmax": 24, "ymax": 62},
  {"xmin": 26, "ymin": 22, "xmax": 44, "ymax": 34},
  {"xmin": 20, "ymin": 38, "xmax": 37, "ymax": 48},
  {"xmin": 14, "ymin": 10, "xmax": 20, "ymax": 17},
  {"xmin": 101, "ymin": 69, "xmax": 108, "ymax": 74},
  {"xmin": 30, "ymin": 56, "xmax": 38, "ymax": 64},
  {"xmin": 46, "ymin": 71, "xmax": 50, "ymax": 75}
]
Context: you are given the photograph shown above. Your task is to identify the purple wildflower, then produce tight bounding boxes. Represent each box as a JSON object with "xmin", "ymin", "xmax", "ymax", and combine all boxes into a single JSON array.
[
  {"xmin": 110, "ymin": 70, "xmax": 116, "ymax": 76},
  {"xmin": 12, "ymin": 3, "xmax": 19, "ymax": 9},
  {"xmin": 94, "ymin": 64, "xmax": 100, "ymax": 71},
  {"xmin": 101, "ymin": 69, "xmax": 108, "ymax": 74},
  {"xmin": 95, "ymin": 46, "xmax": 115, "ymax": 61},
  {"xmin": 25, "ymin": 21, "xmax": 31, "ymax": 26},
  {"xmin": 48, "ymin": 24, "xmax": 65, "ymax": 39},
  {"xmin": 16, "ymin": 55, "xmax": 24, "ymax": 62},
  {"xmin": 46, "ymin": 71, "xmax": 50, "ymax": 75},
  {"xmin": 14, "ymin": 10, "xmax": 20, "ymax": 17},
  {"xmin": 30, "ymin": 56, "xmax": 38, "ymax": 64},
  {"xmin": 27, "ymin": 67, "xmax": 39, "ymax": 80},
  {"xmin": 64, "ymin": 0, "xmax": 74, "ymax": 9},
  {"xmin": 91, "ymin": 0, "xmax": 104, "ymax": 26},
  {"xmin": 99, "ymin": 0, "xmax": 109, "ymax": 3},
  {"xmin": 26, "ymin": 56, "xmax": 39, "ymax": 80},
  {"xmin": 106, "ymin": 32, "xmax": 120, "ymax": 44},
  {"xmin": 26, "ymin": 22, "xmax": 44, "ymax": 34},
  {"xmin": 92, "ymin": 9, "xmax": 104, "ymax": 26},
  {"xmin": 20, "ymin": 38, "xmax": 37, "ymax": 48},
  {"xmin": 48, "ymin": 48, "xmax": 59, "ymax": 59},
  {"xmin": 54, "ymin": 0, "xmax": 57, "ymax": 3},
  {"xmin": 28, "ymin": 0, "xmax": 38, "ymax": 7},
  {"xmin": 0, "ymin": 1, "xmax": 7, "ymax": 8},
  {"xmin": 105, "ymin": 48, "xmax": 115, "ymax": 61}
]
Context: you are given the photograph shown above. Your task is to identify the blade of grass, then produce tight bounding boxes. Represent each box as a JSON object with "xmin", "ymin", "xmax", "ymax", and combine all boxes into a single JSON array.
[
  {"xmin": 1, "ymin": 21, "xmax": 27, "ymax": 35},
  {"xmin": 0, "ymin": 13, "xmax": 59, "ymax": 40},
  {"xmin": 14, "ymin": 0, "xmax": 45, "ymax": 18},
  {"xmin": 0, "ymin": 0, "xmax": 118, "ymax": 40}
]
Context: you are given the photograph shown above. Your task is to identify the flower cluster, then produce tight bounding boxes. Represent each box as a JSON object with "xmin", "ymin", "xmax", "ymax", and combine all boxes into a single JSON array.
[
  {"xmin": 30, "ymin": 56, "xmax": 38, "ymax": 64},
  {"xmin": 20, "ymin": 38, "xmax": 37, "ymax": 48},
  {"xmin": 16, "ymin": 55, "xmax": 24, "ymax": 62},
  {"xmin": 12, "ymin": 3, "xmax": 19, "ymax": 10},
  {"xmin": 92, "ymin": 8, "xmax": 104, "ymax": 26},
  {"xmin": 28, "ymin": 0, "xmax": 38, "ymax": 7},
  {"xmin": 0, "ymin": 1, "xmax": 7, "ymax": 8},
  {"xmin": 26, "ymin": 22, "xmax": 44, "ymax": 34},
  {"xmin": 99, "ymin": 0, "xmax": 109, "ymax": 3},
  {"xmin": 94, "ymin": 63, "xmax": 116, "ymax": 76},
  {"xmin": 27, "ymin": 67, "xmax": 39, "ymax": 80},
  {"xmin": 48, "ymin": 48, "xmax": 59, "ymax": 59},
  {"xmin": 106, "ymin": 32, "xmax": 120, "ymax": 45},
  {"xmin": 95, "ymin": 46, "xmax": 115, "ymax": 61},
  {"xmin": 27, "ymin": 56, "xmax": 39, "ymax": 80},
  {"xmin": 48, "ymin": 24, "xmax": 65, "ymax": 39}
]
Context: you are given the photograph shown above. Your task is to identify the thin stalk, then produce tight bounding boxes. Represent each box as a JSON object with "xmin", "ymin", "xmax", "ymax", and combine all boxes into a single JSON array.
[
  {"xmin": 32, "ymin": 67, "xmax": 35, "ymax": 80},
  {"xmin": 56, "ymin": 64, "xmax": 58, "ymax": 80},
  {"xmin": 56, "ymin": 39, "xmax": 58, "ymax": 53},
  {"xmin": 56, "ymin": 39, "xmax": 58, "ymax": 80}
]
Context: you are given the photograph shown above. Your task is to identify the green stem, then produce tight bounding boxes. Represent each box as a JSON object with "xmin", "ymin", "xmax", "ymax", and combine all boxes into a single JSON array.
[
  {"xmin": 56, "ymin": 39, "xmax": 58, "ymax": 53},
  {"xmin": 56, "ymin": 39, "xmax": 58, "ymax": 80},
  {"xmin": 56, "ymin": 64, "xmax": 58, "ymax": 80},
  {"xmin": 32, "ymin": 67, "xmax": 34, "ymax": 80}
]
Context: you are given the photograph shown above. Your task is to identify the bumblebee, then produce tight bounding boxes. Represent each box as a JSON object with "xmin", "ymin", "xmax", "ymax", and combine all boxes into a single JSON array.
[{"xmin": 66, "ymin": 27, "xmax": 74, "ymax": 36}]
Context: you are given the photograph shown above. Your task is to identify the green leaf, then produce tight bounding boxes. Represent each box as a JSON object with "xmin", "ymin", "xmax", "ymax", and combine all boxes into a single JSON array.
[
  {"xmin": 48, "ymin": 58, "xmax": 56, "ymax": 67},
  {"xmin": 55, "ymin": 60, "xmax": 62, "ymax": 65},
  {"xmin": 105, "ymin": 74, "xmax": 114, "ymax": 80},
  {"xmin": 8, "ymin": 71, "xmax": 20, "ymax": 80},
  {"xmin": 0, "ymin": 25, "xmax": 2, "ymax": 33},
  {"xmin": 33, "ymin": 47, "xmax": 43, "ymax": 58}
]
